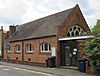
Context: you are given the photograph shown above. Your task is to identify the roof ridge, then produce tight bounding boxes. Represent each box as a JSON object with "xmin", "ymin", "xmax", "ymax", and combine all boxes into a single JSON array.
[
  {"xmin": 10, "ymin": 5, "xmax": 76, "ymax": 41},
  {"xmin": 20, "ymin": 7, "xmax": 74, "ymax": 26}
]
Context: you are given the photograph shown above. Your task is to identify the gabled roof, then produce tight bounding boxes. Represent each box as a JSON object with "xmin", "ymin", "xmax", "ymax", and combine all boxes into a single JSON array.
[{"xmin": 10, "ymin": 5, "xmax": 75, "ymax": 41}]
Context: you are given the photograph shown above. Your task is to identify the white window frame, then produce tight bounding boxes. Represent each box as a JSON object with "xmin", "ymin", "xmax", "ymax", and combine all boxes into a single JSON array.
[
  {"xmin": 15, "ymin": 45, "xmax": 20, "ymax": 52},
  {"xmin": 40, "ymin": 43, "xmax": 51, "ymax": 52},
  {"xmin": 26, "ymin": 44, "xmax": 33, "ymax": 52},
  {"xmin": 7, "ymin": 45, "xmax": 11, "ymax": 53},
  {"xmin": 67, "ymin": 25, "xmax": 84, "ymax": 36}
]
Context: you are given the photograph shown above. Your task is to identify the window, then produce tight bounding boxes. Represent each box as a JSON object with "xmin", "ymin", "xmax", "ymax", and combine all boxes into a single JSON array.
[
  {"xmin": 67, "ymin": 25, "xmax": 84, "ymax": 36},
  {"xmin": 15, "ymin": 45, "xmax": 20, "ymax": 52},
  {"xmin": 7, "ymin": 45, "xmax": 11, "ymax": 52},
  {"xmin": 28, "ymin": 58, "xmax": 31, "ymax": 61},
  {"xmin": 40, "ymin": 43, "xmax": 51, "ymax": 52},
  {"xmin": 26, "ymin": 44, "xmax": 33, "ymax": 52},
  {"xmin": 16, "ymin": 57, "xmax": 18, "ymax": 60}
]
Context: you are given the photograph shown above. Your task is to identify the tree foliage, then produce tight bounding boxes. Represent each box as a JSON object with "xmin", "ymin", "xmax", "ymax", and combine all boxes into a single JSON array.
[
  {"xmin": 92, "ymin": 20, "xmax": 100, "ymax": 35},
  {"xmin": 85, "ymin": 20, "xmax": 100, "ymax": 70}
]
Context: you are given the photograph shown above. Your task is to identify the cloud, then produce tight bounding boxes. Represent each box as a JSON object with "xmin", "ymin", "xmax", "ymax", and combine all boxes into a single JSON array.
[
  {"xmin": 89, "ymin": 0, "xmax": 100, "ymax": 10},
  {"xmin": 0, "ymin": 0, "xmax": 100, "ymax": 31},
  {"xmin": 0, "ymin": 23, "xmax": 9, "ymax": 31},
  {"xmin": 85, "ymin": 0, "xmax": 100, "ymax": 27},
  {"xmin": 21, "ymin": 0, "xmax": 76, "ymax": 23},
  {"xmin": 0, "ymin": 0, "xmax": 27, "ymax": 25}
]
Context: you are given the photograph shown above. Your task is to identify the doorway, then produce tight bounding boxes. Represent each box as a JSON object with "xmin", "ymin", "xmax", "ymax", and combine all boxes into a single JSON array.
[{"xmin": 60, "ymin": 40, "xmax": 78, "ymax": 66}]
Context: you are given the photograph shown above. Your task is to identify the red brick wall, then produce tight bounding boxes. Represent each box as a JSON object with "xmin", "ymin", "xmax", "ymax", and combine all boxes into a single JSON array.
[
  {"xmin": 76, "ymin": 40, "xmax": 87, "ymax": 59},
  {"xmin": 4, "ymin": 5, "xmax": 90, "ymax": 67},
  {"xmin": 8, "ymin": 36, "xmax": 57, "ymax": 64},
  {"xmin": 56, "ymin": 5, "xmax": 91, "ymax": 65},
  {"xmin": 57, "ymin": 5, "xmax": 90, "ymax": 38},
  {"xmin": 9, "ymin": 41, "xmax": 23, "ymax": 61}
]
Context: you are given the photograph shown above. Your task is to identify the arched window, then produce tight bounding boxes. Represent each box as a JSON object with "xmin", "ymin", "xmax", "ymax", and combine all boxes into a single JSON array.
[
  {"xmin": 67, "ymin": 25, "xmax": 84, "ymax": 36},
  {"xmin": 15, "ymin": 45, "xmax": 20, "ymax": 52},
  {"xmin": 8, "ymin": 45, "xmax": 11, "ymax": 52},
  {"xmin": 26, "ymin": 44, "xmax": 33, "ymax": 52},
  {"xmin": 40, "ymin": 43, "xmax": 51, "ymax": 52}
]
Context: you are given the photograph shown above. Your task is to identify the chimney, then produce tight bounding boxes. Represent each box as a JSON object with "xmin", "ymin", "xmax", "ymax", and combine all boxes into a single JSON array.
[
  {"xmin": 1, "ymin": 26, "xmax": 3, "ymax": 30},
  {"xmin": 9, "ymin": 24, "xmax": 16, "ymax": 36}
]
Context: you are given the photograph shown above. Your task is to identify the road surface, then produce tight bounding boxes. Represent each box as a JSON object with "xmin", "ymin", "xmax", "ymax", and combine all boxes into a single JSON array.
[{"xmin": 0, "ymin": 65, "xmax": 57, "ymax": 76}]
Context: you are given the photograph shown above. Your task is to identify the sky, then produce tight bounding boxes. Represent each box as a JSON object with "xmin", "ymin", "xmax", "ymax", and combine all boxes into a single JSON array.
[{"xmin": 0, "ymin": 0, "xmax": 100, "ymax": 31}]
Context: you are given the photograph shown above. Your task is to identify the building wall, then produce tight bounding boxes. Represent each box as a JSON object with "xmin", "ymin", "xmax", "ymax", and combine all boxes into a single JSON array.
[
  {"xmin": 56, "ymin": 5, "xmax": 90, "ymax": 65},
  {"xmin": 57, "ymin": 5, "xmax": 90, "ymax": 38},
  {"xmin": 4, "ymin": 5, "xmax": 90, "ymax": 67},
  {"xmin": 76, "ymin": 40, "xmax": 86, "ymax": 58},
  {"xmin": 8, "ymin": 36, "xmax": 57, "ymax": 65},
  {"xmin": 9, "ymin": 41, "xmax": 23, "ymax": 61}
]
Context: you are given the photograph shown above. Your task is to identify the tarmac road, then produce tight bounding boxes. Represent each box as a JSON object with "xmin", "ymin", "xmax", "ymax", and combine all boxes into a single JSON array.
[{"xmin": 0, "ymin": 65, "xmax": 57, "ymax": 76}]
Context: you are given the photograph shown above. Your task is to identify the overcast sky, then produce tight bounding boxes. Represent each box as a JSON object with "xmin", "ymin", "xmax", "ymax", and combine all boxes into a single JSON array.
[{"xmin": 0, "ymin": 0, "xmax": 100, "ymax": 31}]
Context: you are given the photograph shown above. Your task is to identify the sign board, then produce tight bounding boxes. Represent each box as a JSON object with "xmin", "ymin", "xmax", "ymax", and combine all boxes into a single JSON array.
[
  {"xmin": 51, "ymin": 47, "xmax": 56, "ymax": 56},
  {"xmin": 73, "ymin": 48, "xmax": 77, "ymax": 51}
]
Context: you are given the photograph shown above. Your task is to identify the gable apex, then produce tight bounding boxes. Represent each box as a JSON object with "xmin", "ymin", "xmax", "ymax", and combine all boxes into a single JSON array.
[{"xmin": 10, "ymin": 4, "xmax": 88, "ymax": 41}]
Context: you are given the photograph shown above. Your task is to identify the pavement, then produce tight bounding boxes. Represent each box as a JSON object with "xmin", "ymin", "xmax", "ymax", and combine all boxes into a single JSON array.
[{"xmin": 0, "ymin": 61, "xmax": 96, "ymax": 76}]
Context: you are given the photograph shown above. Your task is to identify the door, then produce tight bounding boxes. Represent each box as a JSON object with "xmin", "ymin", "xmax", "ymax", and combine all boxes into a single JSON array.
[
  {"xmin": 65, "ymin": 40, "xmax": 78, "ymax": 66},
  {"xmin": 65, "ymin": 46, "xmax": 71, "ymax": 65},
  {"xmin": 60, "ymin": 40, "xmax": 78, "ymax": 66}
]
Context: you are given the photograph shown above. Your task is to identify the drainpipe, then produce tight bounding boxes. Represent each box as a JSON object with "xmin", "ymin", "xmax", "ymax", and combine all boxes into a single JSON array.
[
  {"xmin": 1, "ymin": 26, "xmax": 4, "ymax": 59},
  {"xmin": 22, "ymin": 40, "xmax": 24, "ymax": 61}
]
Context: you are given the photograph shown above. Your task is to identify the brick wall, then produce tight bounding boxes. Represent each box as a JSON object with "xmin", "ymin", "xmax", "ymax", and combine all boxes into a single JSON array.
[
  {"xmin": 9, "ymin": 41, "xmax": 23, "ymax": 61},
  {"xmin": 76, "ymin": 40, "xmax": 87, "ymax": 59},
  {"xmin": 7, "ymin": 36, "xmax": 57, "ymax": 66},
  {"xmin": 56, "ymin": 5, "xmax": 90, "ymax": 66},
  {"xmin": 57, "ymin": 5, "xmax": 90, "ymax": 38},
  {"xmin": 3, "ymin": 5, "xmax": 90, "ymax": 67}
]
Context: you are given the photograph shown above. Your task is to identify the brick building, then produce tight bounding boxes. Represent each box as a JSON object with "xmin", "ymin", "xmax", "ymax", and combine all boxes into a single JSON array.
[
  {"xmin": 4, "ymin": 5, "xmax": 92, "ymax": 67},
  {"xmin": 3, "ymin": 25, "xmax": 17, "ymax": 60}
]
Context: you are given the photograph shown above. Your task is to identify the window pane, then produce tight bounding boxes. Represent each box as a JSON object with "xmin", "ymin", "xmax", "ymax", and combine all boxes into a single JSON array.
[
  {"xmin": 16, "ymin": 46, "xmax": 17, "ymax": 51},
  {"xmin": 42, "ymin": 44, "xmax": 44, "ymax": 51},
  {"xmin": 45, "ymin": 44, "xmax": 48, "ymax": 51},
  {"xmin": 71, "ymin": 32, "xmax": 74, "ymax": 36},
  {"xmin": 67, "ymin": 32, "xmax": 70, "ymax": 36},
  {"xmin": 30, "ymin": 44, "xmax": 32, "ymax": 51},
  {"xmin": 18, "ymin": 45, "xmax": 20, "ymax": 51},
  {"xmin": 49, "ymin": 44, "xmax": 51, "ymax": 51},
  {"xmin": 73, "ymin": 27, "xmax": 76, "ymax": 31},
  {"xmin": 78, "ymin": 27, "xmax": 80, "ymax": 31},
  {"xmin": 16, "ymin": 45, "xmax": 20, "ymax": 51},
  {"xmin": 75, "ymin": 31, "xmax": 79, "ymax": 36}
]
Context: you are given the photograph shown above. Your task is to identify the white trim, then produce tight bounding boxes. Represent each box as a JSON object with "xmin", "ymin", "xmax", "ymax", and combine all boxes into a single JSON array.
[
  {"xmin": 26, "ymin": 51, "xmax": 34, "ymax": 53},
  {"xmin": 26, "ymin": 44, "xmax": 33, "ymax": 52},
  {"xmin": 7, "ymin": 50, "xmax": 11, "ymax": 53},
  {"xmin": 58, "ymin": 35, "xmax": 94, "ymax": 41},
  {"xmin": 16, "ymin": 51, "xmax": 21, "ymax": 53},
  {"xmin": 15, "ymin": 45, "xmax": 20, "ymax": 52},
  {"xmin": 40, "ymin": 51, "xmax": 51, "ymax": 53},
  {"xmin": 40, "ymin": 43, "xmax": 51, "ymax": 52},
  {"xmin": 68, "ymin": 25, "xmax": 84, "ymax": 36}
]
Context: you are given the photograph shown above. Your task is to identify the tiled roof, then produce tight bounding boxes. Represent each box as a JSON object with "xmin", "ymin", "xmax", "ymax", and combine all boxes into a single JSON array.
[{"xmin": 10, "ymin": 6, "xmax": 74, "ymax": 41}]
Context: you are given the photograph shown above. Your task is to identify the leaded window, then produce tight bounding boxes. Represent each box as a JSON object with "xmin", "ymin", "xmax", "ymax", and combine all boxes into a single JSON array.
[{"xmin": 67, "ymin": 25, "xmax": 84, "ymax": 36}]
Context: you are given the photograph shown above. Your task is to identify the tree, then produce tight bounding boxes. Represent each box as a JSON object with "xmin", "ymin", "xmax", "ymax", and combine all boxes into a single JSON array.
[
  {"xmin": 92, "ymin": 19, "xmax": 100, "ymax": 35},
  {"xmin": 85, "ymin": 20, "xmax": 100, "ymax": 70}
]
